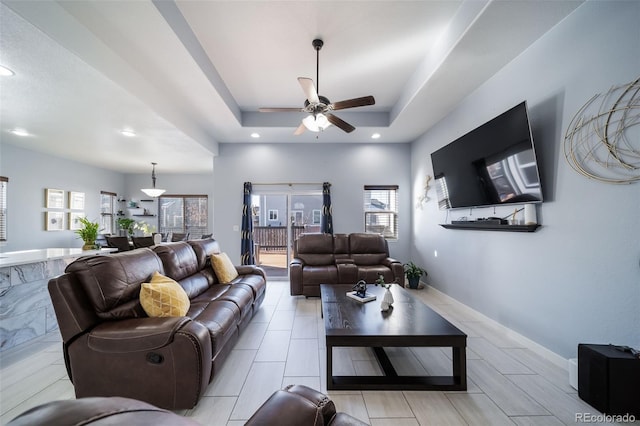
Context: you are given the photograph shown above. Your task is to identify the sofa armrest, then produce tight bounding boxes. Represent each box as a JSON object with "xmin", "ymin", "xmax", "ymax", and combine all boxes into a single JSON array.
[
  {"xmin": 87, "ymin": 317, "xmax": 192, "ymax": 353},
  {"xmin": 289, "ymin": 258, "xmax": 304, "ymax": 295},
  {"xmin": 382, "ymin": 257, "xmax": 401, "ymax": 267},
  {"xmin": 383, "ymin": 258, "xmax": 405, "ymax": 285},
  {"xmin": 236, "ymin": 264, "xmax": 266, "ymax": 279},
  {"xmin": 246, "ymin": 385, "xmax": 337, "ymax": 426}
]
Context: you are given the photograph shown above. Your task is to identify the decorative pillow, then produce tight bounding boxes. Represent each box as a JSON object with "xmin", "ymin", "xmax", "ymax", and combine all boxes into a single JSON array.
[
  {"xmin": 140, "ymin": 271, "xmax": 190, "ymax": 317},
  {"xmin": 211, "ymin": 252, "xmax": 239, "ymax": 283}
]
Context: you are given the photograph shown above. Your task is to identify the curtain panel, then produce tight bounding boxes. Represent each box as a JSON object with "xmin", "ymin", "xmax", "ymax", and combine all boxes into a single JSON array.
[
  {"xmin": 321, "ymin": 182, "xmax": 333, "ymax": 234},
  {"xmin": 241, "ymin": 182, "xmax": 255, "ymax": 265}
]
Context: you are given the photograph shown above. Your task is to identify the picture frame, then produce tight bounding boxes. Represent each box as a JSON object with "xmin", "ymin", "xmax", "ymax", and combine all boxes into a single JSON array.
[
  {"xmin": 45, "ymin": 211, "xmax": 65, "ymax": 231},
  {"xmin": 68, "ymin": 191, "xmax": 85, "ymax": 210},
  {"xmin": 68, "ymin": 212, "xmax": 85, "ymax": 230},
  {"xmin": 45, "ymin": 188, "xmax": 65, "ymax": 209}
]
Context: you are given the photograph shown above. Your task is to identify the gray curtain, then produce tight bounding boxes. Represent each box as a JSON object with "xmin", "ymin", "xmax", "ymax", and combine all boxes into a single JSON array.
[
  {"xmin": 321, "ymin": 182, "xmax": 333, "ymax": 234},
  {"xmin": 240, "ymin": 182, "xmax": 255, "ymax": 265}
]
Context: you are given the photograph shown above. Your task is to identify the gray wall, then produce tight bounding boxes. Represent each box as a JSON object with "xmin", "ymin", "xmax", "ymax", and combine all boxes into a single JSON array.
[
  {"xmin": 0, "ymin": 143, "xmax": 124, "ymax": 252},
  {"xmin": 213, "ymin": 143, "xmax": 412, "ymax": 263},
  {"xmin": 122, "ymin": 171, "xmax": 214, "ymax": 235},
  {"xmin": 410, "ymin": 1, "xmax": 640, "ymax": 359}
]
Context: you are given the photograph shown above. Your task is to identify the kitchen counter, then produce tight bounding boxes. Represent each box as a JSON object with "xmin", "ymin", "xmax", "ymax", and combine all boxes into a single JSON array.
[{"xmin": 0, "ymin": 247, "xmax": 116, "ymax": 351}]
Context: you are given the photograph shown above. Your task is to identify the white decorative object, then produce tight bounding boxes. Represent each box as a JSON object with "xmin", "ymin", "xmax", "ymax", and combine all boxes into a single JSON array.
[
  {"xmin": 524, "ymin": 204, "xmax": 537, "ymax": 225},
  {"xmin": 380, "ymin": 287, "xmax": 394, "ymax": 311}
]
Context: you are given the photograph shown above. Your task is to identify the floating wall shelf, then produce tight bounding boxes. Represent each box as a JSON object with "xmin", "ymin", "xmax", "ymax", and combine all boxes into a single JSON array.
[{"xmin": 440, "ymin": 223, "xmax": 541, "ymax": 232}]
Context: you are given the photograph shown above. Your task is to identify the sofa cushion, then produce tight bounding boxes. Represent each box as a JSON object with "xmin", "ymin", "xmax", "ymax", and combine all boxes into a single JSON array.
[
  {"xmin": 295, "ymin": 234, "xmax": 335, "ymax": 266},
  {"xmin": 189, "ymin": 298, "xmax": 240, "ymax": 356},
  {"xmin": 153, "ymin": 242, "xmax": 200, "ymax": 281},
  {"xmin": 65, "ymin": 248, "xmax": 163, "ymax": 319},
  {"xmin": 188, "ymin": 238, "xmax": 222, "ymax": 270},
  {"xmin": 349, "ymin": 233, "xmax": 388, "ymax": 265},
  {"xmin": 140, "ymin": 272, "xmax": 190, "ymax": 317},
  {"xmin": 211, "ymin": 252, "xmax": 239, "ymax": 282}
]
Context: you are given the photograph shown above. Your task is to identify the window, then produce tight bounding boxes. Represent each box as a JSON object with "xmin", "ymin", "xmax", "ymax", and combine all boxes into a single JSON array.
[
  {"xmin": 312, "ymin": 209, "xmax": 321, "ymax": 224},
  {"xmin": 159, "ymin": 195, "xmax": 208, "ymax": 238},
  {"xmin": 100, "ymin": 191, "xmax": 117, "ymax": 235},
  {"xmin": 364, "ymin": 185, "xmax": 398, "ymax": 239},
  {"xmin": 268, "ymin": 209, "xmax": 278, "ymax": 221},
  {"xmin": 0, "ymin": 177, "xmax": 8, "ymax": 241}
]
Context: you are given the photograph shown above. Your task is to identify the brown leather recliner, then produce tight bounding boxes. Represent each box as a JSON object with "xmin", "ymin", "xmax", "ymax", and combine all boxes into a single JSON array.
[
  {"xmin": 290, "ymin": 233, "xmax": 404, "ymax": 296},
  {"xmin": 47, "ymin": 239, "xmax": 266, "ymax": 410}
]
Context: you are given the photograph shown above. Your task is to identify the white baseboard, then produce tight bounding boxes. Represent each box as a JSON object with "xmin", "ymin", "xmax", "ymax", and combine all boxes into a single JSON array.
[{"xmin": 426, "ymin": 284, "xmax": 569, "ymax": 371}]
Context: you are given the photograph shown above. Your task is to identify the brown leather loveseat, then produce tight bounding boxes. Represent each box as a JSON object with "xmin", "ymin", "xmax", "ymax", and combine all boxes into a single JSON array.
[
  {"xmin": 290, "ymin": 233, "xmax": 403, "ymax": 296},
  {"xmin": 47, "ymin": 239, "xmax": 265, "ymax": 410}
]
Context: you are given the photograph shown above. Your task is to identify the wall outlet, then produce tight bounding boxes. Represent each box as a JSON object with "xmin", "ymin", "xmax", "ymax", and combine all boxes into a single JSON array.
[{"xmin": 232, "ymin": 225, "xmax": 239, "ymax": 232}]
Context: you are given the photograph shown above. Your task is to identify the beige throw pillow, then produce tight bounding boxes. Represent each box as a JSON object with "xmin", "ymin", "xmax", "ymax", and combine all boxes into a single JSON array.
[
  {"xmin": 211, "ymin": 252, "xmax": 239, "ymax": 282},
  {"xmin": 140, "ymin": 271, "xmax": 190, "ymax": 317}
]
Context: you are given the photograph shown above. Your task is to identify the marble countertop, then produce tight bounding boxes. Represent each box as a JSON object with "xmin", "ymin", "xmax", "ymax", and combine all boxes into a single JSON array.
[{"xmin": 0, "ymin": 247, "xmax": 116, "ymax": 268}]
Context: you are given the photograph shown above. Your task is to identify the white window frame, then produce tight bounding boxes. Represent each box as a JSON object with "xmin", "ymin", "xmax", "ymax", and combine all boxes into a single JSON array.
[{"xmin": 364, "ymin": 185, "xmax": 399, "ymax": 240}]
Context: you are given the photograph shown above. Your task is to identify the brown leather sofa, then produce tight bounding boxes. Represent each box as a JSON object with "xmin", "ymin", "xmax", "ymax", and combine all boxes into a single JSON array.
[
  {"xmin": 8, "ymin": 385, "xmax": 369, "ymax": 425},
  {"xmin": 47, "ymin": 239, "xmax": 266, "ymax": 410},
  {"xmin": 290, "ymin": 233, "xmax": 404, "ymax": 297}
]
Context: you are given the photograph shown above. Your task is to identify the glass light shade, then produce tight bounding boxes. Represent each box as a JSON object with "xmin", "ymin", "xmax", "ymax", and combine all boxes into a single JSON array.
[
  {"xmin": 302, "ymin": 113, "xmax": 331, "ymax": 132},
  {"xmin": 141, "ymin": 188, "xmax": 166, "ymax": 197}
]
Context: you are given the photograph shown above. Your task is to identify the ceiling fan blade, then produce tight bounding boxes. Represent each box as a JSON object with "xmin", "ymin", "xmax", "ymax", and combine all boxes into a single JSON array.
[
  {"xmin": 259, "ymin": 107, "xmax": 305, "ymax": 112},
  {"xmin": 293, "ymin": 123, "xmax": 306, "ymax": 135},
  {"xmin": 298, "ymin": 77, "xmax": 320, "ymax": 104},
  {"xmin": 326, "ymin": 113, "xmax": 355, "ymax": 133},
  {"xmin": 331, "ymin": 96, "xmax": 375, "ymax": 111}
]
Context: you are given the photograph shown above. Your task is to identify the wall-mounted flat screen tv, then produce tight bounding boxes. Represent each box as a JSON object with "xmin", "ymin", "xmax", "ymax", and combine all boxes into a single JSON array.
[{"xmin": 431, "ymin": 101, "xmax": 543, "ymax": 210}]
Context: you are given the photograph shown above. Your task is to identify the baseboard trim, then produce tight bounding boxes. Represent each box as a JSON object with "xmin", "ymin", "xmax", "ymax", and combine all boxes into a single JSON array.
[{"xmin": 425, "ymin": 284, "xmax": 569, "ymax": 371}]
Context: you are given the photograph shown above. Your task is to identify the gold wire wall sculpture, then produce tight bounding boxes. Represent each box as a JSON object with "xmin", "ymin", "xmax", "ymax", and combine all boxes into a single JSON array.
[{"xmin": 564, "ymin": 76, "xmax": 640, "ymax": 184}]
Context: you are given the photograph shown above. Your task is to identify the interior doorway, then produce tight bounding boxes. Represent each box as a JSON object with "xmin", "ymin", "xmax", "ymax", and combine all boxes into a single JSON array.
[{"xmin": 251, "ymin": 189, "xmax": 323, "ymax": 280}]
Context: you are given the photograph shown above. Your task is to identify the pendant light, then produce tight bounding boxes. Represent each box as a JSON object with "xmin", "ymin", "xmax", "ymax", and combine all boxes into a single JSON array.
[{"xmin": 141, "ymin": 162, "xmax": 166, "ymax": 197}]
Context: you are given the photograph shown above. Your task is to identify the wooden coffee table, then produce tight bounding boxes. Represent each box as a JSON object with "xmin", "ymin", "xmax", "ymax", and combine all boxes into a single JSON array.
[{"xmin": 321, "ymin": 283, "xmax": 467, "ymax": 391}]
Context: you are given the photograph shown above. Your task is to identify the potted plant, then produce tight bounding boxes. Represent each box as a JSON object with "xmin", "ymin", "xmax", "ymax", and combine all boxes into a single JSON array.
[
  {"xmin": 404, "ymin": 261, "xmax": 427, "ymax": 289},
  {"xmin": 116, "ymin": 217, "xmax": 136, "ymax": 237},
  {"xmin": 75, "ymin": 217, "xmax": 100, "ymax": 250}
]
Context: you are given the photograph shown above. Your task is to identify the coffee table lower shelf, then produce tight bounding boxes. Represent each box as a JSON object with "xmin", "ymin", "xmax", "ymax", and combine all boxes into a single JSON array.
[{"xmin": 327, "ymin": 345, "xmax": 467, "ymax": 391}]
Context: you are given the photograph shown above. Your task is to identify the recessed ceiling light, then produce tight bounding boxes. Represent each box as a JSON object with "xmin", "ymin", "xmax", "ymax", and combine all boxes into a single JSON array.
[
  {"xmin": 250, "ymin": 133, "xmax": 260, "ymax": 138},
  {"xmin": 10, "ymin": 128, "xmax": 29, "ymax": 136},
  {"xmin": 0, "ymin": 65, "xmax": 15, "ymax": 76},
  {"xmin": 121, "ymin": 129, "xmax": 136, "ymax": 137},
  {"xmin": 371, "ymin": 133, "xmax": 381, "ymax": 139}
]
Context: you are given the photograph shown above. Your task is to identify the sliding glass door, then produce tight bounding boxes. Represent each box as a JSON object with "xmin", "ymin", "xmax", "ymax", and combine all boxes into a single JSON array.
[{"xmin": 251, "ymin": 189, "xmax": 322, "ymax": 280}]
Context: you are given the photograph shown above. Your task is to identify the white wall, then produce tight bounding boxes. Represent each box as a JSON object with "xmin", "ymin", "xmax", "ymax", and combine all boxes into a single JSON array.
[
  {"xmin": 213, "ymin": 143, "xmax": 412, "ymax": 264},
  {"xmin": 411, "ymin": 1, "xmax": 640, "ymax": 359},
  {"xmin": 0, "ymin": 143, "xmax": 124, "ymax": 252}
]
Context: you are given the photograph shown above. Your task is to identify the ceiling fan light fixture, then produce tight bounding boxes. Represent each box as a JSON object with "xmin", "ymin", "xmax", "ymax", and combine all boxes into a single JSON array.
[
  {"xmin": 141, "ymin": 162, "xmax": 166, "ymax": 198},
  {"xmin": 303, "ymin": 113, "xmax": 331, "ymax": 132}
]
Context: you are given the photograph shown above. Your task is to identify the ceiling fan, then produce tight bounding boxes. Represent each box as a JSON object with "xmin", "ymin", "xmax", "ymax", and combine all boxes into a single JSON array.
[{"xmin": 259, "ymin": 38, "xmax": 375, "ymax": 134}]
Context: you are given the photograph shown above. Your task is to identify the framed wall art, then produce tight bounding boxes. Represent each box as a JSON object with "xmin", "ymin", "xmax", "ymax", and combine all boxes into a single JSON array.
[
  {"xmin": 45, "ymin": 211, "xmax": 65, "ymax": 231},
  {"xmin": 68, "ymin": 212, "xmax": 85, "ymax": 230},
  {"xmin": 68, "ymin": 191, "xmax": 85, "ymax": 210},
  {"xmin": 45, "ymin": 188, "xmax": 65, "ymax": 209}
]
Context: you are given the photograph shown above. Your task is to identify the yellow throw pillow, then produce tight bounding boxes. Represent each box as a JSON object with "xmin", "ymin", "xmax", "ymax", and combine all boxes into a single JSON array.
[
  {"xmin": 211, "ymin": 252, "xmax": 239, "ymax": 282},
  {"xmin": 140, "ymin": 271, "xmax": 190, "ymax": 317}
]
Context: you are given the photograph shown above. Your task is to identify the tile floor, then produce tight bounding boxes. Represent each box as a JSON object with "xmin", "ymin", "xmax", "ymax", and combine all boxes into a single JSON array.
[{"xmin": 1, "ymin": 280, "xmax": 634, "ymax": 425}]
